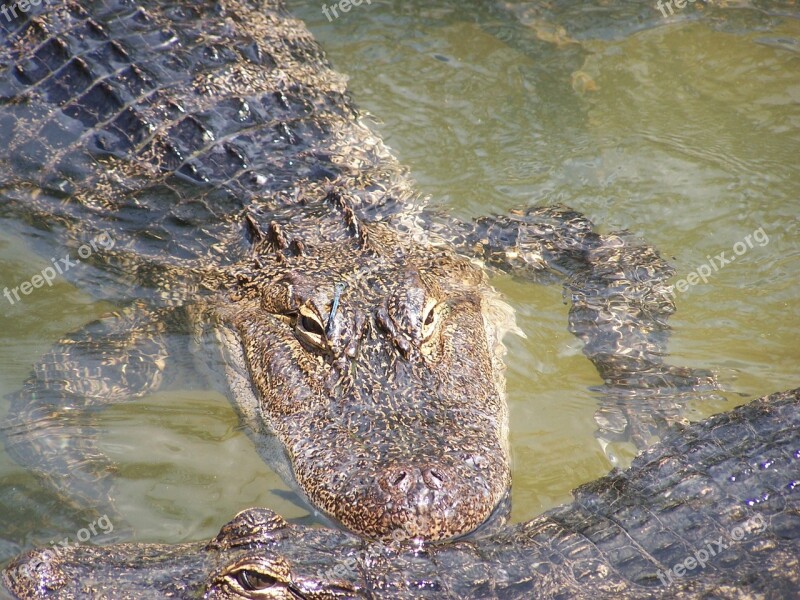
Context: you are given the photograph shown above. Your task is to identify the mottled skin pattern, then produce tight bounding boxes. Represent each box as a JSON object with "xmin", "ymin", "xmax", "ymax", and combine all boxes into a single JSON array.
[
  {"xmin": 1, "ymin": 0, "xmax": 713, "ymax": 543},
  {"xmin": 215, "ymin": 202, "xmax": 515, "ymax": 539},
  {"xmin": 5, "ymin": 388, "xmax": 799, "ymax": 599}
]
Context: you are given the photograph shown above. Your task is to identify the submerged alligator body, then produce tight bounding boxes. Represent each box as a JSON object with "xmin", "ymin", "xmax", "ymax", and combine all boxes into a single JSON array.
[
  {"xmin": 0, "ymin": 0, "xmax": 716, "ymax": 544},
  {"xmin": 5, "ymin": 387, "xmax": 800, "ymax": 599}
]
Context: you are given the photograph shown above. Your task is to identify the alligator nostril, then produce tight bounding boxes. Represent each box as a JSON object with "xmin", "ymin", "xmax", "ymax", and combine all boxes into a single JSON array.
[
  {"xmin": 380, "ymin": 467, "xmax": 413, "ymax": 493},
  {"xmin": 379, "ymin": 466, "xmax": 453, "ymax": 496},
  {"xmin": 392, "ymin": 471, "xmax": 408, "ymax": 487},
  {"xmin": 423, "ymin": 468, "xmax": 445, "ymax": 490},
  {"xmin": 7, "ymin": 549, "xmax": 69, "ymax": 594}
]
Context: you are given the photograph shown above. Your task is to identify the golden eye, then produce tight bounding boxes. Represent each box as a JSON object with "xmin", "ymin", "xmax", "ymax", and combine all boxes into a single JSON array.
[
  {"xmin": 295, "ymin": 306, "xmax": 327, "ymax": 348},
  {"xmin": 421, "ymin": 300, "xmax": 439, "ymax": 340},
  {"xmin": 234, "ymin": 569, "xmax": 278, "ymax": 591}
]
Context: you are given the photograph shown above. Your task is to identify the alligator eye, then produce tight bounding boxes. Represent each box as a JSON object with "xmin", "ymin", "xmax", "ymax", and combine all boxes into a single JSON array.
[
  {"xmin": 296, "ymin": 305, "xmax": 327, "ymax": 348},
  {"xmin": 234, "ymin": 569, "xmax": 279, "ymax": 591},
  {"xmin": 300, "ymin": 314, "xmax": 325, "ymax": 337},
  {"xmin": 421, "ymin": 300, "xmax": 439, "ymax": 340}
]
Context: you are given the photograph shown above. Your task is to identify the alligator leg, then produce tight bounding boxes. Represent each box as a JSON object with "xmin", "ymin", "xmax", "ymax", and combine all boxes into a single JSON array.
[
  {"xmin": 447, "ymin": 205, "xmax": 718, "ymax": 452},
  {"xmin": 2, "ymin": 301, "xmax": 194, "ymax": 523}
]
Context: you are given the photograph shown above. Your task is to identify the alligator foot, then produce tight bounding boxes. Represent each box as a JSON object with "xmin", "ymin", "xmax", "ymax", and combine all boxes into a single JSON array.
[
  {"xmin": 449, "ymin": 204, "xmax": 719, "ymax": 452},
  {"xmin": 2, "ymin": 301, "xmax": 194, "ymax": 525}
]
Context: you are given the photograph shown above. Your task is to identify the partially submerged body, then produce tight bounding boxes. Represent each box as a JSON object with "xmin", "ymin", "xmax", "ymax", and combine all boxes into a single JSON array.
[
  {"xmin": 5, "ymin": 388, "xmax": 799, "ymax": 599},
  {"xmin": 1, "ymin": 0, "xmax": 712, "ymax": 545}
]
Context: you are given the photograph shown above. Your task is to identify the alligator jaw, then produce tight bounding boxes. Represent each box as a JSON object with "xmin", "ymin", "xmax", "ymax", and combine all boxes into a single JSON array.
[
  {"xmin": 3, "ymin": 509, "xmax": 368, "ymax": 600},
  {"xmin": 3, "ymin": 541, "xmax": 211, "ymax": 600}
]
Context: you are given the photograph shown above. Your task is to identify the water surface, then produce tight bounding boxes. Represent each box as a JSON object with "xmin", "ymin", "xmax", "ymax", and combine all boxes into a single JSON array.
[{"xmin": 0, "ymin": 0, "xmax": 798, "ymax": 557}]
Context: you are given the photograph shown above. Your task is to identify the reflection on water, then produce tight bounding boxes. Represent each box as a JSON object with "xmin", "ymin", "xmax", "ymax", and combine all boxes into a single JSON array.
[{"xmin": 1, "ymin": 0, "xmax": 798, "ymax": 557}]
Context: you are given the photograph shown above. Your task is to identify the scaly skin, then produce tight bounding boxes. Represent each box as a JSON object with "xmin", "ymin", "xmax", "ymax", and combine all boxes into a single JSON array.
[
  {"xmin": 0, "ymin": 0, "xmax": 515, "ymax": 541},
  {"xmin": 1, "ymin": 0, "xmax": 714, "ymax": 542},
  {"xmin": 5, "ymin": 388, "xmax": 799, "ymax": 599}
]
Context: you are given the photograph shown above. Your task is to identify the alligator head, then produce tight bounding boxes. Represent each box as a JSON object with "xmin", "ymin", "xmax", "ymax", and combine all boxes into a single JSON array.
[
  {"xmin": 3, "ymin": 508, "xmax": 369, "ymax": 599},
  {"xmin": 2, "ymin": 507, "xmax": 459, "ymax": 599},
  {"xmin": 215, "ymin": 193, "xmax": 518, "ymax": 541}
]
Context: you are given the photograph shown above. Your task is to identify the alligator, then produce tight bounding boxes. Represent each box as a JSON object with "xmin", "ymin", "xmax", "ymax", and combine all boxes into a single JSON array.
[
  {"xmin": 0, "ymin": 0, "xmax": 715, "ymax": 543},
  {"xmin": 4, "ymin": 387, "xmax": 799, "ymax": 599}
]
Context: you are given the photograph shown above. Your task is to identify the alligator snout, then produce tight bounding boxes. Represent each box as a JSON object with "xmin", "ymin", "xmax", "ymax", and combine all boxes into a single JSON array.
[
  {"xmin": 371, "ymin": 463, "xmax": 495, "ymax": 540},
  {"xmin": 331, "ymin": 453, "xmax": 509, "ymax": 542}
]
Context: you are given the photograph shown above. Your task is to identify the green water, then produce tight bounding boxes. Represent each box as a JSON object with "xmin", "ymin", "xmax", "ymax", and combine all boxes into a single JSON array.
[{"xmin": 0, "ymin": 0, "xmax": 798, "ymax": 555}]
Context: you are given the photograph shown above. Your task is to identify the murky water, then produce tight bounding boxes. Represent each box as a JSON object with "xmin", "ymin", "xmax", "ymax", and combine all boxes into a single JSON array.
[{"xmin": 1, "ymin": 0, "xmax": 798, "ymax": 561}]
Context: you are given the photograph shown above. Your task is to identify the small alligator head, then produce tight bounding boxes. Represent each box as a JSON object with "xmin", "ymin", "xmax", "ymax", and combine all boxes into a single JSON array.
[
  {"xmin": 217, "ymin": 193, "xmax": 517, "ymax": 541},
  {"xmin": 4, "ymin": 507, "xmax": 481, "ymax": 599},
  {"xmin": 3, "ymin": 508, "xmax": 370, "ymax": 599},
  {"xmin": 4, "ymin": 507, "xmax": 466, "ymax": 599}
]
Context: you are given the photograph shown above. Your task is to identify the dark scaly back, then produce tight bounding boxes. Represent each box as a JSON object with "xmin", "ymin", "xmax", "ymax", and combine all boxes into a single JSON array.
[{"xmin": 0, "ymin": 0, "xmax": 417, "ymax": 300}]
